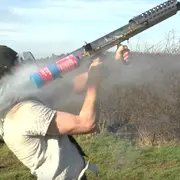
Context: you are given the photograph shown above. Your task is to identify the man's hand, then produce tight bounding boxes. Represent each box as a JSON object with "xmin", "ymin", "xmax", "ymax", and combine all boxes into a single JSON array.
[
  {"xmin": 115, "ymin": 44, "xmax": 130, "ymax": 62},
  {"xmin": 72, "ymin": 58, "xmax": 103, "ymax": 93},
  {"xmin": 88, "ymin": 58, "xmax": 102, "ymax": 71},
  {"xmin": 88, "ymin": 58, "xmax": 104, "ymax": 87}
]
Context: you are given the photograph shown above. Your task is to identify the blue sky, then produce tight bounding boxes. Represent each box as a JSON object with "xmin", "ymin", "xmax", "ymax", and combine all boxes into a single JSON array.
[{"xmin": 1, "ymin": 0, "xmax": 180, "ymax": 58}]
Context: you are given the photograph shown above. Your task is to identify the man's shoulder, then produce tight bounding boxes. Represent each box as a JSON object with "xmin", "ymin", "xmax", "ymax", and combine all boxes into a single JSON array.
[
  {"xmin": 6, "ymin": 100, "xmax": 43, "ymax": 119},
  {"xmin": 4, "ymin": 99, "xmax": 56, "ymax": 137},
  {"xmin": 3, "ymin": 101, "xmax": 44, "ymax": 135}
]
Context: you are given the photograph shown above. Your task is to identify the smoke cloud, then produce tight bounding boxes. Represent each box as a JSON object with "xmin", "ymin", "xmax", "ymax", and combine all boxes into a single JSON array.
[{"xmin": 1, "ymin": 51, "xmax": 180, "ymax": 118}]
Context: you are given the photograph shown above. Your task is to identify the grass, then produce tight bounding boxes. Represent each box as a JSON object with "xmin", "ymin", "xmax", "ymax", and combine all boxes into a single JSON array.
[
  {"xmin": 0, "ymin": 142, "xmax": 35, "ymax": 180},
  {"xmin": 1, "ymin": 133, "xmax": 180, "ymax": 180}
]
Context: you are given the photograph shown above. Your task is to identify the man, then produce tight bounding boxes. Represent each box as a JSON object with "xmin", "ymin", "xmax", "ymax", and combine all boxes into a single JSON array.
[{"xmin": 0, "ymin": 44, "xmax": 129, "ymax": 180}]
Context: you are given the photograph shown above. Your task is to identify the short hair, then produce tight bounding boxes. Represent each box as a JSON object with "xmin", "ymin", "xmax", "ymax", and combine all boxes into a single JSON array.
[{"xmin": 0, "ymin": 45, "xmax": 18, "ymax": 77}]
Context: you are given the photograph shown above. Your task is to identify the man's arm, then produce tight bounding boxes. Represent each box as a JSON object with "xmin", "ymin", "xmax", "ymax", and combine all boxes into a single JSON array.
[
  {"xmin": 47, "ymin": 84, "xmax": 98, "ymax": 135},
  {"xmin": 47, "ymin": 58, "xmax": 102, "ymax": 135},
  {"xmin": 72, "ymin": 72, "xmax": 88, "ymax": 93}
]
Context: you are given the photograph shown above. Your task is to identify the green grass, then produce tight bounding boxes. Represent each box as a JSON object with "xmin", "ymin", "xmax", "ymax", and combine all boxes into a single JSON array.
[
  {"xmin": 0, "ymin": 142, "xmax": 36, "ymax": 180},
  {"xmin": 1, "ymin": 133, "xmax": 180, "ymax": 180}
]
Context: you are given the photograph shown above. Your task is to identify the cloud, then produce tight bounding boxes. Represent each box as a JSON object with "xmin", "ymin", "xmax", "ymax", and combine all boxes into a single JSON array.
[
  {"xmin": 12, "ymin": 0, "xmax": 156, "ymax": 23},
  {"xmin": 0, "ymin": 8, "xmax": 24, "ymax": 23},
  {"xmin": 0, "ymin": 0, "xmax": 180, "ymax": 58}
]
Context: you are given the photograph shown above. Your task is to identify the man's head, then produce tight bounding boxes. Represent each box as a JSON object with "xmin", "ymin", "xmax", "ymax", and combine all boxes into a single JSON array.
[{"xmin": 0, "ymin": 45, "xmax": 18, "ymax": 78}]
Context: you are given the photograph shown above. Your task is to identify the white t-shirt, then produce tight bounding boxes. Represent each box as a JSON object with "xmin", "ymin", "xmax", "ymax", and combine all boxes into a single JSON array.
[{"xmin": 2, "ymin": 100, "xmax": 86, "ymax": 180}]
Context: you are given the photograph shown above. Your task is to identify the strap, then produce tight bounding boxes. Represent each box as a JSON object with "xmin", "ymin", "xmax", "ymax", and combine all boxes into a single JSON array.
[
  {"xmin": 78, "ymin": 160, "xmax": 98, "ymax": 180},
  {"xmin": 68, "ymin": 135, "xmax": 88, "ymax": 157},
  {"xmin": 68, "ymin": 135, "xmax": 99, "ymax": 179}
]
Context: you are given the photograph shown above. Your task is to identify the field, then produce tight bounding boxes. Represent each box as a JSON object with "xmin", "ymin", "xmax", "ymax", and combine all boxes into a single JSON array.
[
  {"xmin": 1, "ymin": 133, "xmax": 180, "ymax": 180},
  {"xmin": 1, "ymin": 33, "xmax": 180, "ymax": 179}
]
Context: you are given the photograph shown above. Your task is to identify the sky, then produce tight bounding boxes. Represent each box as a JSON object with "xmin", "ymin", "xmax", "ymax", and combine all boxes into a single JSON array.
[{"xmin": 0, "ymin": 0, "xmax": 180, "ymax": 58}]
